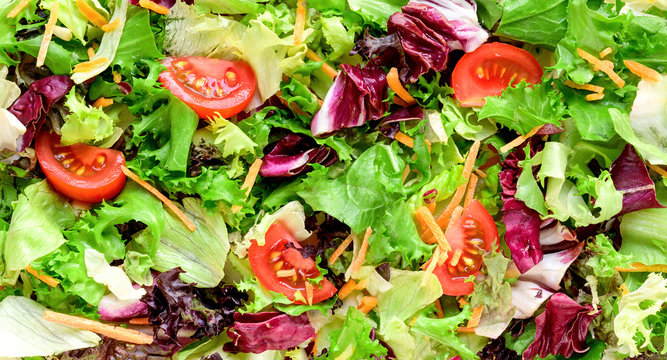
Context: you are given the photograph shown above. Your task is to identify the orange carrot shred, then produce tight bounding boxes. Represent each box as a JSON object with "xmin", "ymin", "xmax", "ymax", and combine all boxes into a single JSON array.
[
  {"xmin": 128, "ymin": 317, "xmax": 149, "ymax": 325},
  {"xmin": 563, "ymin": 80, "xmax": 604, "ymax": 94},
  {"xmin": 463, "ymin": 173, "xmax": 479, "ymax": 208},
  {"xmin": 36, "ymin": 2, "xmax": 58, "ymax": 68},
  {"xmin": 92, "ymin": 97, "xmax": 113, "ymax": 108},
  {"xmin": 355, "ymin": 279, "xmax": 369, "ymax": 290},
  {"xmin": 619, "ymin": 283, "xmax": 629, "ymax": 296},
  {"xmin": 427, "ymin": 201, "xmax": 436, "ymax": 214},
  {"xmin": 585, "ymin": 92, "xmax": 605, "ymax": 101},
  {"xmin": 305, "ymin": 281, "xmax": 314, "ymax": 306},
  {"xmin": 138, "ymin": 0, "xmax": 169, "ymax": 15},
  {"xmin": 329, "ymin": 234, "xmax": 354, "ymax": 265},
  {"xmin": 87, "ymin": 47, "xmax": 95, "ymax": 59},
  {"xmin": 293, "ymin": 0, "xmax": 307, "ymax": 45},
  {"xmin": 387, "ymin": 67, "xmax": 416, "ymax": 105},
  {"xmin": 449, "ymin": 249, "xmax": 463, "ymax": 267},
  {"xmin": 462, "ymin": 141, "xmax": 481, "ymax": 181},
  {"xmin": 349, "ymin": 227, "xmax": 372, "ymax": 276},
  {"xmin": 499, "ymin": 125, "xmax": 542, "ymax": 153},
  {"xmin": 394, "ymin": 131, "xmax": 415, "ymax": 148},
  {"xmin": 112, "ymin": 70, "xmax": 122, "ymax": 83},
  {"xmin": 121, "ymin": 166, "xmax": 196, "ymax": 232},
  {"xmin": 276, "ymin": 91, "xmax": 307, "ymax": 116},
  {"xmin": 624, "ymin": 60, "xmax": 662, "ymax": 83},
  {"xmin": 423, "ymin": 246, "xmax": 442, "ymax": 285},
  {"xmin": 231, "ymin": 158, "xmax": 263, "ymax": 213},
  {"xmin": 458, "ymin": 326, "xmax": 476, "ymax": 333},
  {"xmin": 305, "ymin": 49, "xmax": 338, "ymax": 79},
  {"xmin": 43, "ymin": 310, "xmax": 154, "ymax": 344},
  {"xmin": 474, "ymin": 168, "xmax": 487, "ymax": 179},
  {"xmin": 434, "ymin": 299, "xmax": 444, "ymax": 319},
  {"xmin": 433, "ymin": 184, "xmax": 466, "ymax": 231},
  {"xmin": 26, "ymin": 265, "xmax": 60, "ymax": 287},
  {"xmin": 616, "ymin": 262, "xmax": 667, "ymax": 273},
  {"xmin": 338, "ymin": 279, "xmax": 357, "ymax": 300},
  {"xmin": 7, "ymin": 0, "xmax": 31, "ymax": 18},
  {"xmin": 446, "ymin": 206, "xmax": 464, "ymax": 232},
  {"xmin": 357, "ymin": 296, "xmax": 378, "ymax": 314},
  {"xmin": 76, "ymin": 0, "xmax": 108, "ymax": 27},
  {"xmin": 598, "ymin": 47, "xmax": 613, "ymax": 58},
  {"xmin": 100, "ymin": 17, "xmax": 120, "ymax": 32},
  {"xmin": 576, "ymin": 48, "xmax": 625, "ymax": 88},
  {"xmin": 416, "ymin": 206, "xmax": 451, "ymax": 252},
  {"xmin": 467, "ymin": 306, "xmax": 483, "ymax": 328},
  {"xmin": 73, "ymin": 57, "xmax": 108, "ymax": 73},
  {"xmin": 647, "ymin": 163, "xmax": 667, "ymax": 178}
]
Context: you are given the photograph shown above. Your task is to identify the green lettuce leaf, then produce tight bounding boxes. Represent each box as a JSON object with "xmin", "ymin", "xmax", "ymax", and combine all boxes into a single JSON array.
[
  {"xmin": 411, "ymin": 306, "xmax": 475, "ymax": 360},
  {"xmin": 347, "ymin": 0, "xmax": 408, "ymax": 30},
  {"xmin": 495, "ymin": 0, "xmax": 568, "ymax": 49},
  {"xmin": 41, "ymin": 0, "xmax": 88, "ymax": 42},
  {"xmin": 469, "ymin": 251, "xmax": 515, "ymax": 339},
  {"xmin": 112, "ymin": 7, "xmax": 163, "ymax": 70},
  {"xmin": 317, "ymin": 307, "xmax": 388, "ymax": 360},
  {"xmin": 586, "ymin": 234, "xmax": 631, "ymax": 278},
  {"xmin": 479, "ymin": 81, "xmax": 567, "ymax": 136},
  {"xmin": 4, "ymin": 181, "xmax": 75, "ymax": 272},
  {"xmin": 476, "ymin": 0, "xmax": 503, "ymax": 30},
  {"xmin": 0, "ymin": 296, "xmax": 100, "ymax": 357},
  {"xmin": 194, "ymin": 0, "xmax": 263, "ymax": 15},
  {"xmin": 619, "ymin": 208, "xmax": 667, "ymax": 266},
  {"xmin": 153, "ymin": 198, "xmax": 230, "ymax": 288},
  {"xmin": 319, "ymin": 16, "xmax": 356, "ymax": 60},
  {"xmin": 60, "ymin": 89, "xmax": 117, "ymax": 146}
]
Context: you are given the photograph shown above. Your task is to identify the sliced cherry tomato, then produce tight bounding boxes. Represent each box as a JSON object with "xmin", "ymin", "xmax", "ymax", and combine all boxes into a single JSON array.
[
  {"xmin": 35, "ymin": 131, "xmax": 126, "ymax": 203},
  {"xmin": 248, "ymin": 223, "xmax": 337, "ymax": 304},
  {"xmin": 159, "ymin": 56, "xmax": 256, "ymax": 120},
  {"xmin": 431, "ymin": 200, "xmax": 499, "ymax": 296},
  {"xmin": 451, "ymin": 42, "xmax": 543, "ymax": 107}
]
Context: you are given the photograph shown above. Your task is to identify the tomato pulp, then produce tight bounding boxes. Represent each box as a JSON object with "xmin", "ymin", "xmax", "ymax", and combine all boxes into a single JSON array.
[
  {"xmin": 248, "ymin": 223, "xmax": 337, "ymax": 304},
  {"xmin": 432, "ymin": 200, "xmax": 499, "ymax": 296},
  {"xmin": 35, "ymin": 131, "xmax": 126, "ymax": 203},
  {"xmin": 159, "ymin": 56, "xmax": 256, "ymax": 120},
  {"xmin": 451, "ymin": 42, "xmax": 543, "ymax": 107}
]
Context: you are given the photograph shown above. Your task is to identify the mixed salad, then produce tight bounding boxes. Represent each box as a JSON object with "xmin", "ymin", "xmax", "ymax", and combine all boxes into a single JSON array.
[{"xmin": 0, "ymin": 0, "xmax": 666, "ymax": 359}]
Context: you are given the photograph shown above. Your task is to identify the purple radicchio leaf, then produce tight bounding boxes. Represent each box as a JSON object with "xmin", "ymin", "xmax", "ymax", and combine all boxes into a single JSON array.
[
  {"xmin": 8, "ymin": 75, "xmax": 74, "ymax": 151},
  {"xmin": 129, "ymin": 0, "xmax": 193, "ymax": 8},
  {"xmin": 500, "ymin": 146, "xmax": 543, "ymax": 273},
  {"xmin": 141, "ymin": 268, "xmax": 247, "ymax": 347},
  {"xmin": 311, "ymin": 64, "xmax": 387, "ymax": 137},
  {"xmin": 524, "ymin": 293, "xmax": 600, "ymax": 360},
  {"xmin": 406, "ymin": 0, "xmax": 489, "ymax": 52},
  {"xmin": 98, "ymin": 291, "xmax": 148, "ymax": 322},
  {"xmin": 378, "ymin": 104, "xmax": 423, "ymax": 138},
  {"xmin": 610, "ymin": 144, "xmax": 664, "ymax": 216},
  {"xmin": 259, "ymin": 133, "xmax": 338, "ymax": 177},
  {"xmin": 223, "ymin": 312, "xmax": 316, "ymax": 354},
  {"xmin": 535, "ymin": 123, "xmax": 564, "ymax": 135},
  {"xmin": 511, "ymin": 220, "xmax": 582, "ymax": 319}
]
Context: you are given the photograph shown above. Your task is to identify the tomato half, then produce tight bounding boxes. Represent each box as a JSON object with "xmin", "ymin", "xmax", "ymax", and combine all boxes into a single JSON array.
[
  {"xmin": 248, "ymin": 223, "xmax": 337, "ymax": 304},
  {"xmin": 35, "ymin": 131, "xmax": 126, "ymax": 203},
  {"xmin": 451, "ymin": 42, "xmax": 543, "ymax": 107},
  {"xmin": 431, "ymin": 200, "xmax": 499, "ymax": 296},
  {"xmin": 159, "ymin": 56, "xmax": 256, "ymax": 120}
]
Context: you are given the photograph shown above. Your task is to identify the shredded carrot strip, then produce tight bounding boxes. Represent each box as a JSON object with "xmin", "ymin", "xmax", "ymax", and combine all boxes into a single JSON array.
[
  {"xmin": 461, "ymin": 141, "xmax": 481, "ymax": 181},
  {"xmin": 92, "ymin": 97, "xmax": 113, "ymax": 108},
  {"xmin": 43, "ymin": 310, "xmax": 153, "ymax": 344},
  {"xmin": 463, "ymin": 174, "xmax": 479, "ymax": 208},
  {"xmin": 276, "ymin": 91, "xmax": 307, "ymax": 116},
  {"xmin": 576, "ymin": 48, "xmax": 625, "ymax": 88},
  {"xmin": 647, "ymin": 163, "xmax": 667, "ymax": 178},
  {"xmin": 73, "ymin": 57, "xmax": 108, "ymax": 73},
  {"xmin": 474, "ymin": 168, "xmax": 486, "ymax": 179},
  {"xmin": 577, "ymin": 48, "xmax": 604, "ymax": 69},
  {"xmin": 458, "ymin": 297, "xmax": 469, "ymax": 308},
  {"xmin": 349, "ymin": 227, "xmax": 372, "ymax": 276},
  {"xmin": 112, "ymin": 70, "xmax": 122, "ymax": 83},
  {"xmin": 598, "ymin": 47, "xmax": 613, "ymax": 59},
  {"xmin": 458, "ymin": 326, "xmax": 476, "ymax": 333},
  {"xmin": 393, "ymin": 96, "xmax": 409, "ymax": 106},
  {"xmin": 563, "ymin": 80, "xmax": 605, "ymax": 93},
  {"xmin": 616, "ymin": 263, "xmax": 667, "ymax": 273},
  {"xmin": 87, "ymin": 47, "xmax": 95, "ymax": 59},
  {"xmin": 128, "ymin": 317, "xmax": 149, "ymax": 325},
  {"xmin": 427, "ymin": 201, "xmax": 436, "ymax": 214},
  {"xmin": 7, "ymin": 0, "xmax": 31, "ymax": 18},
  {"xmin": 355, "ymin": 279, "xmax": 368, "ymax": 290},
  {"xmin": 311, "ymin": 333, "xmax": 319, "ymax": 355},
  {"xmin": 76, "ymin": 0, "xmax": 108, "ymax": 27},
  {"xmin": 293, "ymin": 0, "xmax": 307, "ymax": 45},
  {"xmin": 329, "ymin": 234, "xmax": 354, "ymax": 265},
  {"xmin": 499, "ymin": 125, "xmax": 542, "ymax": 154},
  {"xmin": 624, "ymin": 60, "xmax": 662, "ymax": 83},
  {"xmin": 36, "ymin": 3, "xmax": 58, "ymax": 68},
  {"xmin": 231, "ymin": 158, "xmax": 263, "ymax": 213},
  {"xmin": 357, "ymin": 296, "xmax": 378, "ymax": 314},
  {"xmin": 305, "ymin": 282, "xmax": 314, "ymax": 306},
  {"xmin": 619, "ymin": 283, "xmax": 629, "ymax": 296},
  {"xmin": 338, "ymin": 279, "xmax": 357, "ymax": 300},
  {"xmin": 100, "ymin": 17, "xmax": 120, "ymax": 32},
  {"xmin": 387, "ymin": 67, "xmax": 416, "ymax": 105},
  {"xmin": 416, "ymin": 206, "xmax": 451, "ymax": 252},
  {"xmin": 121, "ymin": 166, "xmax": 196, "ymax": 232},
  {"xmin": 433, "ymin": 185, "xmax": 466, "ymax": 231},
  {"xmin": 394, "ymin": 131, "xmax": 415, "ymax": 148},
  {"xmin": 434, "ymin": 299, "xmax": 444, "ymax": 319},
  {"xmin": 26, "ymin": 265, "xmax": 60, "ymax": 287},
  {"xmin": 52, "ymin": 25, "xmax": 72, "ymax": 41},
  {"xmin": 585, "ymin": 92, "xmax": 605, "ymax": 101},
  {"xmin": 422, "ymin": 246, "xmax": 441, "ymax": 285},
  {"xmin": 467, "ymin": 306, "xmax": 483, "ymax": 328},
  {"xmin": 138, "ymin": 0, "xmax": 169, "ymax": 15},
  {"xmin": 449, "ymin": 249, "xmax": 463, "ymax": 267},
  {"xmin": 447, "ymin": 206, "xmax": 464, "ymax": 232},
  {"xmin": 305, "ymin": 49, "xmax": 338, "ymax": 79},
  {"xmin": 276, "ymin": 269, "xmax": 297, "ymax": 278}
]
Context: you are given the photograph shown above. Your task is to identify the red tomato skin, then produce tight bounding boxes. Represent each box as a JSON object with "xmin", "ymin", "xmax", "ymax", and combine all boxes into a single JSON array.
[
  {"xmin": 248, "ymin": 223, "xmax": 337, "ymax": 304},
  {"xmin": 452, "ymin": 42, "xmax": 543, "ymax": 107},
  {"xmin": 433, "ymin": 200, "xmax": 499, "ymax": 296},
  {"xmin": 35, "ymin": 131, "xmax": 126, "ymax": 203},
  {"xmin": 159, "ymin": 57, "xmax": 256, "ymax": 120}
]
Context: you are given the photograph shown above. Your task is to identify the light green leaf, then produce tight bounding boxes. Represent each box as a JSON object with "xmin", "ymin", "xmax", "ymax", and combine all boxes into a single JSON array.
[{"xmin": 495, "ymin": 0, "xmax": 568, "ymax": 49}]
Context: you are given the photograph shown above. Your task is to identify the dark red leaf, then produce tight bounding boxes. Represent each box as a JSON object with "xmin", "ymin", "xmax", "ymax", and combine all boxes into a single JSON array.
[
  {"xmin": 610, "ymin": 144, "xmax": 664, "ymax": 216},
  {"xmin": 259, "ymin": 133, "xmax": 338, "ymax": 177},
  {"xmin": 224, "ymin": 312, "xmax": 316, "ymax": 354}
]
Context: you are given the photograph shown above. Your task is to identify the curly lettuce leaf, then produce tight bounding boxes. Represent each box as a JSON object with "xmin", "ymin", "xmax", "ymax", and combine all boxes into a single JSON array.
[
  {"xmin": 60, "ymin": 89, "xmax": 117, "ymax": 146},
  {"xmin": 411, "ymin": 306, "xmax": 475, "ymax": 360},
  {"xmin": 495, "ymin": 0, "xmax": 567, "ymax": 49},
  {"xmin": 586, "ymin": 234, "xmax": 631, "ymax": 278},
  {"xmin": 317, "ymin": 307, "xmax": 388, "ymax": 359}
]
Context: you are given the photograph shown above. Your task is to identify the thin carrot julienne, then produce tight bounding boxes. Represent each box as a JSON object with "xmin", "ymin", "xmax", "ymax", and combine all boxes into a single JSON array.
[
  {"xmin": 92, "ymin": 97, "xmax": 113, "ymax": 108},
  {"xmin": 499, "ymin": 125, "xmax": 542, "ymax": 153},
  {"xmin": 466, "ymin": 306, "xmax": 483, "ymax": 328},
  {"xmin": 387, "ymin": 67, "xmax": 416, "ymax": 105},
  {"xmin": 338, "ymin": 279, "xmax": 357, "ymax": 299},
  {"xmin": 598, "ymin": 47, "xmax": 613, "ymax": 58},
  {"xmin": 348, "ymin": 227, "xmax": 372, "ymax": 277},
  {"xmin": 128, "ymin": 317, "xmax": 150, "ymax": 325},
  {"xmin": 329, "ymin": 234, "xmax": 353, "ymax": 265},
  {"xmin": 416, "ymin": 206, "xmax": 450, "ymax": 252},
  {"xmin": 616, "ymin": 262, "xmax": 667, "ymax": 273},
  {"xmin": 100, "ymin": 17, "xmax": 120, "ymax": 32},
  {"xmin": 293, "ymin": 0, "xmax": 307, "ymax": 45},
  {"xmin": 231, "ymin": 158, "xmax": 263, "ymax": 213},
  {"xmin": 76, "ymin": 0, "xmax": 108, "ymax": 27},
  {"xmin": 138, "ymin": 0, "xmax": 170, "ymax": 15},
  {"xmin": 357, "ymin": 296, "xmax": 378, "ymax": 314},
  {"xmin": 73, "ymin": 57, "xmax": 108, "ymax": 73},
  {"xmin": 585, "ymin": 92, "xmax": 605, "ymax": 101},
  {"xmin": 463, "ymin": 174, "xmax": 479, "ymax": 208},
  {"xmin": 7, "ymin": 0, "xmax": 31, "ymax": 18},
  {"xmin": 121, "ymin": 166, "xmax": 196, "ymax": 232},
  {"xmin": 26, "ymin": 265, "xmax": 60, "ymax": 287},
  {"xmin": 36, "ymin": 2, "xmax": 59, "ymax": 68},
  {"xmin": 624, "ymin": 60, "xmax": 661, "ymax": 83},
  {"xmin": 394, "ymin": 131, "xmax": 415, "ymax": 148},
  {"xmin": 647, "ymin": 163, "xmax": 667, "ymax": 178},
  {"xmin": 305, "ymin": 49, "xmax": 338, "ymax": 79},
  {"xmin": 563, "ymin": 79, "xmax": 604, "ymax": 94},
  {"xmin": 43, "ymin": 310, "xmax": 153, "ymax": 344}
]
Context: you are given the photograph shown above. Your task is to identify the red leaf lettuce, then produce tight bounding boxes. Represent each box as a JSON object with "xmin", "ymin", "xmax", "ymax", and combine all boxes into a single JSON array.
[
  {"xmin": 224, "ymin": 312, "xmax": 316, "ymax": 354},
  {"xmin": 259, "ymin": 133, "xmax": 338, "ymax": 177},
  {"xmin": 610, "ymin": 144, "xmax": 664, "ymax": 216}
]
